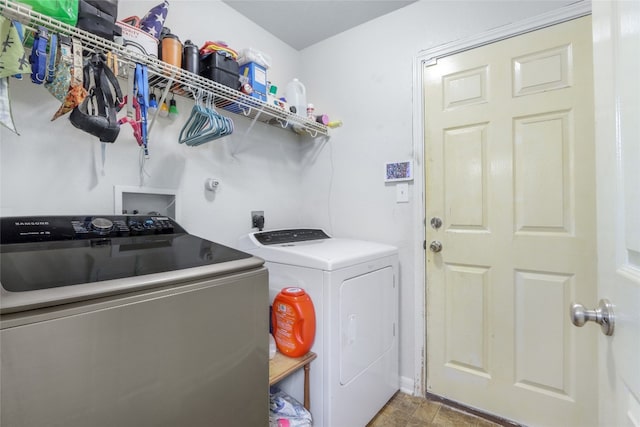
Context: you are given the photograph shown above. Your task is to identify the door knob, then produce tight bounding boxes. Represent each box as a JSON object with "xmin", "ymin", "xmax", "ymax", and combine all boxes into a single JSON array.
[
  {"xmin": 570, "ymin": 299, "xmax": 615, "ymax": 336},
  {"xmin": 429, "ymin": 241, "xmax": 443, "ymax": 253}
]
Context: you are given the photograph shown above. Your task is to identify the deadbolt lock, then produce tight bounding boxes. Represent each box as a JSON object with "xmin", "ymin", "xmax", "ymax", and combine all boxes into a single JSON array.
[{"xmin": 430, "ymin": 217, "xmax": 442, "ymax": 229}]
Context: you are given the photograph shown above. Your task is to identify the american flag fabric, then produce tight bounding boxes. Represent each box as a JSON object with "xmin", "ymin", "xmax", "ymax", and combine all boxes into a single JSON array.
[{"xmin": 139, "ymin": 1, "xmax": 169, "ymax": 39}]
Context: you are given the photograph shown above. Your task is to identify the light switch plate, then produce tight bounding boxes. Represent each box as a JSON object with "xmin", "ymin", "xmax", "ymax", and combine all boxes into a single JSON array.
[{"xmin": 396, "ymin": 183, "xmax": 409, "ymax": 203}]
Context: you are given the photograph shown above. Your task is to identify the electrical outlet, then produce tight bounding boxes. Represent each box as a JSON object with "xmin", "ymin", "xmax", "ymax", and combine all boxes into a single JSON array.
[{"xmin": 251, "ymin": 211, "xmax": 265, "ymax": 229}]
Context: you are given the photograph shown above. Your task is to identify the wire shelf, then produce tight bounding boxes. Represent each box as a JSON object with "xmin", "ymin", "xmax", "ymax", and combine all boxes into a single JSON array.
[{"xmin": 0, "ymin": 0, "xmax": 328, "ymax": 137}]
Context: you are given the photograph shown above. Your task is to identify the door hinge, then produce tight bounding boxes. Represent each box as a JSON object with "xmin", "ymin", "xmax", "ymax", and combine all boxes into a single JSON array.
[{"xmin": 423, "ymin": 240, "xmax": 427, "ymax": 250}]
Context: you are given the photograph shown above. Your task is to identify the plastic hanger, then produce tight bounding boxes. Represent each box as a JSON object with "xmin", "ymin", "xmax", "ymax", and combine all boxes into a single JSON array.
[{"xmin": 179, "ymin": 90, "xmax": 233, "ymax": 146}]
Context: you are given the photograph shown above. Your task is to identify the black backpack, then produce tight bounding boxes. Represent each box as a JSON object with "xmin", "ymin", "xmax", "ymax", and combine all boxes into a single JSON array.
[{"xmin": 77, "ymin": 0, "xmax": 121, "ymax": 41}]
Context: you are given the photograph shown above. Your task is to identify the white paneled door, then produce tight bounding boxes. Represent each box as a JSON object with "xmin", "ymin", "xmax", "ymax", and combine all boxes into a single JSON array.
[
  {"xmin": 424, "ymin": 17, "xmax": 596, "ymax": 426},
  {"xmin": 592, "ymin": 1, "xmax": 640, "ymax": 426}
]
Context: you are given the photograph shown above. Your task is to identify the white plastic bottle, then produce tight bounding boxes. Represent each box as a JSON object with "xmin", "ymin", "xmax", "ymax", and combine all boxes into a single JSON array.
[
  {"xmin": 269, "ymin": 333, "xmax": 276, "ymax": 359},
  {"xmin": 285, "ymin": 78, "xmax": 307, "ymax": 117}
]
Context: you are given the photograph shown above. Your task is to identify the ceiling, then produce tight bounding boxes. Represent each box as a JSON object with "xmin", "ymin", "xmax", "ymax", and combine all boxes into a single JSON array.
[{"xmin": 222, "ymin": 1, "xmax": 418, "ymax": 50}]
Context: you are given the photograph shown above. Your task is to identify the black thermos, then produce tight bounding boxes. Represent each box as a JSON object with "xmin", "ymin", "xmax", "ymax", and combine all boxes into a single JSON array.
[{"xmin": 183, "ymin": 40, "xmax": 199, "ymax": 75}]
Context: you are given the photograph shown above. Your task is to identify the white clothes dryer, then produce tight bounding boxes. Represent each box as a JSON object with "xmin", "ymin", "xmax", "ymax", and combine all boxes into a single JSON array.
[{"xmin": 239, "ymin": 229, "xmax": 399, "ymax": 427}]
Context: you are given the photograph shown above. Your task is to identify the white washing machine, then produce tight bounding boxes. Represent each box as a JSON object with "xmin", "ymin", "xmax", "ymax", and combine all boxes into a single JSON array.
[{"xmin": 239, "ymin": 229, "xmax": 399, "ymax": 427}]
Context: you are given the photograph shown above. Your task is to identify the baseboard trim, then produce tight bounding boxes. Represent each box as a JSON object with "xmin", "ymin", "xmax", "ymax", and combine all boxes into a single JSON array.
[{"xmin": 399, "ymin": 376, "xmax": 415, "ymax": 395}]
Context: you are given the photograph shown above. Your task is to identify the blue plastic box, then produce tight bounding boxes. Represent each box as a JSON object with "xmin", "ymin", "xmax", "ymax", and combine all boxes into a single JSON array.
[{"xmin": 240, "ymin": 62, "xmax": 267, "ymax": 102}]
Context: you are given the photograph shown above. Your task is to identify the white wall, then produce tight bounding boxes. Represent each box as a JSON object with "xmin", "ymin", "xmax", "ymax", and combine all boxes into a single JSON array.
[
  {"xmin": 0, "ymin": 0, "xmax": 580, "ymax": 395},
  {"xmin": 1, "ymin": 0, "xmax": 311, "ymax": 247},
  {"xmin": 299, "ymin": 0, "xmax": 579, "ymax": 391}
]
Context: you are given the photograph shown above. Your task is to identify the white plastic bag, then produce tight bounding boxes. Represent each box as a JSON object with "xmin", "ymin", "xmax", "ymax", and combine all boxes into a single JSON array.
[
  {"xmin": 269, "ymin": 386, "xmax": 312, "ymax": 427},
  {"xmin": 238, "ymin": 47, "xmax": 272, "ymax": 69}
]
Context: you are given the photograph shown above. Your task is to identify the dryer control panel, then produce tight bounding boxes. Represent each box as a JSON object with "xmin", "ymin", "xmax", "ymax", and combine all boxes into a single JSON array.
[{"xmin": 254, "ymin": 229, "xmax": 330, "ymax": 245}]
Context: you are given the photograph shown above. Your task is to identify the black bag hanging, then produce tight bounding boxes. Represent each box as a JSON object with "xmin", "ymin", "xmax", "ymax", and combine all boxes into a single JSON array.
[
  {"xmin": 69, "ymin": 52, "xmax": 123, "ymax": 142},
  {"xmin": 76, "ymin": 0, "xmax": 121, "ymax": 41}
]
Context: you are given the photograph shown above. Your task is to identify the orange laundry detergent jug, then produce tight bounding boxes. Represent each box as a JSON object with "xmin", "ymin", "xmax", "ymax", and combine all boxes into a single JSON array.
[{"xmin": 272, "ymin": 287, "xmax": 316, "ymax": 357}]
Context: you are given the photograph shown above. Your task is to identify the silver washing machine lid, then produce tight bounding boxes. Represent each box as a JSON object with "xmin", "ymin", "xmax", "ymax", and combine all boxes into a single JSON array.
[{"xmin": 1, "ymin": 215, "xmax": 263, "ymax": 313}]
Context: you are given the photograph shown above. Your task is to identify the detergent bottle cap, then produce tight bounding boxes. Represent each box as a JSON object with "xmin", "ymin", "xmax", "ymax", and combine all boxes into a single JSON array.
[{"xmin": 282, "ymin": 287, "xmax": 304, "ymax": 296}]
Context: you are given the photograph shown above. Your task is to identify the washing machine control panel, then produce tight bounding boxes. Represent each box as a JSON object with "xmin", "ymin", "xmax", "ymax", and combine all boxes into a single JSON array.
[
  {"xmin": 254, "ymin": 228, "xmax": 330, "ymax": 245},
  {"xmin": 1, "ymin": 215, "xmax": 184, "ymax": 244}
]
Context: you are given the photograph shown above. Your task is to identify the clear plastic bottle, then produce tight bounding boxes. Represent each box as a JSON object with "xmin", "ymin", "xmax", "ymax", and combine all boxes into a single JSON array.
[{"xmin": 285, "ymin": 78, "xmax": 307, "ymax": 117}]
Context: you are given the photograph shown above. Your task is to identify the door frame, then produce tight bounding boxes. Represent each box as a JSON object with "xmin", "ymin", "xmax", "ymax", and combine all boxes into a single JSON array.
[{"xmin": 410, "ymin": 1, "xmax": 592, "ymax": 397}]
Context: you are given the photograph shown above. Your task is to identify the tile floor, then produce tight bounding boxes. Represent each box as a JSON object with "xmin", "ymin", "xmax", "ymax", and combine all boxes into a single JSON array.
[{"xmin": 366, "ymin": 392, "xmax": 505, "ymax": 427}]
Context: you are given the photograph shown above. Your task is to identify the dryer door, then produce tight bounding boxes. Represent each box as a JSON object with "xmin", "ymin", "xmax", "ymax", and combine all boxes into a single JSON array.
[{"xmin": 340, "ymin": 266, "xmax": 395, "ymax": 384}]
